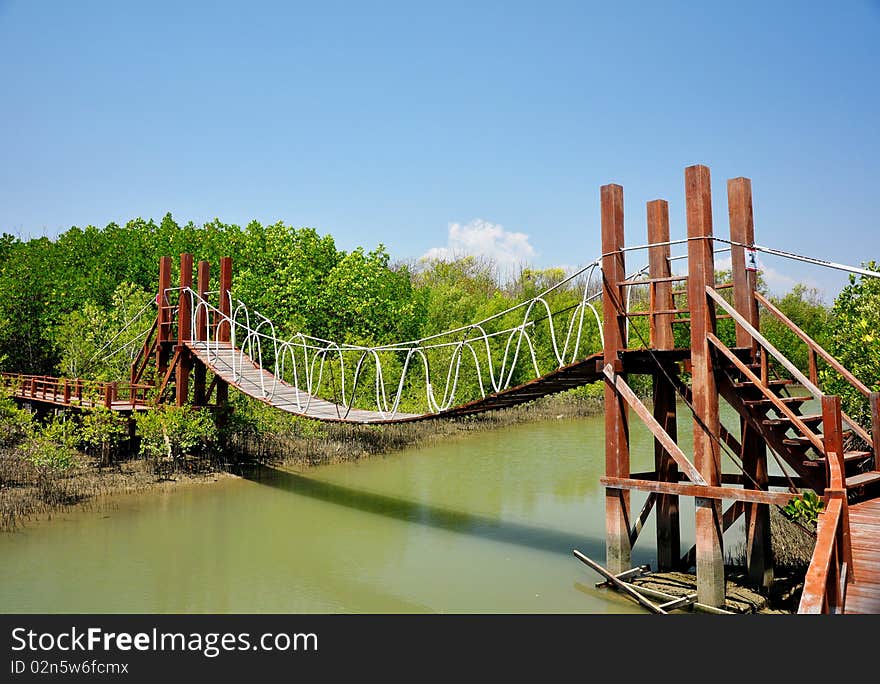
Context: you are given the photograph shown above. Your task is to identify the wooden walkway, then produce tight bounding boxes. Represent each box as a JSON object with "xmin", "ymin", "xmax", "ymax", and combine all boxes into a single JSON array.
[
  {"xmin": 845, "ymin": 498, "xmax": 880, "ymax": 614},
  {"xmin": 186, "ymin": 341, "xmax": 606, "ymax": 424}
]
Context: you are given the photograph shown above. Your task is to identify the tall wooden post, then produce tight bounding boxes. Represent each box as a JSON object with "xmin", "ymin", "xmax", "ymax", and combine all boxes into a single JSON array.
[
  {"xmin": 728, "ymin": 177, "xmax": 772, "ymax": 590},
  {"xmin": 193, "ymin": 260, "xmax": 210, "ymax": 406},
  {"xmin": 647, "ymin": 199, "xmax": 680, "ymax": 570},
  {"xmin": 176, "ymin": 253, "xmax": 193, "ymax": 407},
  {"xmin": 216, "ymin": 256, "xmax": 232, "ymax": 407},
  {"xmin": 602, "ymin": 183, "xmax": 631, "ymax": 575},
  {"xmin": 685, "ymin": 164, "xmax": 725, "ymax": 607},
  {"xmin": 156, "ymin": 256, "xmax": 172, "ymax": 379}
]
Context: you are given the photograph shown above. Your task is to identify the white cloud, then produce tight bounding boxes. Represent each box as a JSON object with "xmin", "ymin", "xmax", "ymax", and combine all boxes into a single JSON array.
[{"xmin": 421, "ymin": 219, "xmax": 536, "ymax": 275}]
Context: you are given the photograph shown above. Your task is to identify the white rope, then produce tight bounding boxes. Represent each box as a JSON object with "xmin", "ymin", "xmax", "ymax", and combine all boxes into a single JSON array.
[
  {"xmin": 176, "ymin": 259, "xmax": 623, "ymax": 419},
  {"xmin": 83, "ymin": 298, "xmax": 156, "ymax": 369}
]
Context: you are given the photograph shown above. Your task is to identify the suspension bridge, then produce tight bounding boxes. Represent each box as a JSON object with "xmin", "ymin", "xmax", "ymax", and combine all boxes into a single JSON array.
[{"xmin": 2, "ymin": 164, "xmax": 878, "ymax": 615}]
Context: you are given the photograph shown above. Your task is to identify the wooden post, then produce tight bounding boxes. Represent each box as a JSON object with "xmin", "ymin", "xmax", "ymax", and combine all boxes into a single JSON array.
[
  {"xmin": 602, "ymin": 183, "xmax": 631, "ymax": 575},
  {"xmin": 193, "ymin": 260, "xmax": 209, "ymax": 406},
  {"xmin": 871, "ymin": 392, "xmax": 880, "ymax": 471},
  {"xmin": 647, "ymin": 199, "xmax": 680, "ymax": 571},
  {"xmin": 728, "ymin": 177, "xmax": 772, "ymax": 591},
  {"xmin": 176, "ymin": 253, "xmax": 193, "ymax": 407},
  {"xmin": 685, "ymin": 164, "xmax": 725, "ymax": 607},
  {"xmin": 156, "ymin": 256, "xmax": 172, "ymax": 379},
  {"xmin": 216, "ymin": 256, "xmax": 233, "ymax": 407}
]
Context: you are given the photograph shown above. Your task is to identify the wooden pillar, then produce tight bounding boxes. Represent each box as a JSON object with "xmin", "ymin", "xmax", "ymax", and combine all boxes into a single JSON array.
[
  {"xmin": 647, "ymin": 199, "xmax": 680, "ymax": 571},
  {"xmin": 193, "ymin": 260, "xmax": 209, "ymax": 406},
  {"xmin": 156, "ymin": 256, "xmax": 172, "ymax": 378},
  {"xmin": 602, "ymin": 183, "xmax": 631, "ymax": 575},
  {"xmin": 685, "ymin": 164, "xmax": 725, "ymax": 607},
  {"xmin": 728, "ymin": 177, "xmax": 772, "ymax": 590},
  {"xmin": 176, "ymin": 253, "xmax": 193, "ymax": 407},
  {"xmin": 216, "ymin": 256, "xmax": 232, "ymax": 406}
]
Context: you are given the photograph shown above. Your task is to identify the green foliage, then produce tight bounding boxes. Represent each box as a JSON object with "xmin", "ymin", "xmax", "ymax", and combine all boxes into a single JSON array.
[
  {"xmin": 134, "ymin": 405, "xmax": 218, "ymax": 466},
  {"xmin": 782, "ymin": 490, "xmax": 824, "ymax": 527},
  {"xmin": 0, "ymin": 388, "xmax": 33, "ymax": 446},
  {"xmin": 79, "ymin": 407, "xmax": 128, "ymax": 462},
  {"xmin": 821, "ymin": 265, "xmax": 880, "ymax": 423},
  {"xmin": 761, "ymin": 284, "xmax": 831, "ymax": 377}
]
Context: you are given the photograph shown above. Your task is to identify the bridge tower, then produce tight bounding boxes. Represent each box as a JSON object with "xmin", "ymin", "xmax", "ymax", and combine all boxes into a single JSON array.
[
  {"xmin": 131, "ymin": 254, "xmax": 234, "ymax": 411},
  {"xmin": 601, "ymin": 164, "xmax": 771, "ymax": 607}
]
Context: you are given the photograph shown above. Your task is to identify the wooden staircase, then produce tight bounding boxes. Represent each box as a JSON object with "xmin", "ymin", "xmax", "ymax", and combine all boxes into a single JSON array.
[
  {"xmin": 715, "ymin": 351, "xmax": 880, "ymax": 496},
  {"xmin": 706, "ymin": 286, "xmax": 880, "ymax": 500}
]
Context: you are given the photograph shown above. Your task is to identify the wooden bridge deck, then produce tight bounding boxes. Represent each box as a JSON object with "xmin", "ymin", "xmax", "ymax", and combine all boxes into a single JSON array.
[
  {"xmin": 186, "ymin": 341, "xmax": 606, "ymax": 424},
  {"xmin": 845, "ymin": 498, "xmax": 880, "ymax": 614}
]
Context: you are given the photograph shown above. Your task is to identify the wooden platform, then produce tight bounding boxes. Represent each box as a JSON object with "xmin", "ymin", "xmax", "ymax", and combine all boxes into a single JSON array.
[
  {"xmin": 186, "ymin": 341, "xmax": 606, "ymax": 424},
  {"xmin": 844, "ymin": 498, "xmax": 880, "ymax": 614}
]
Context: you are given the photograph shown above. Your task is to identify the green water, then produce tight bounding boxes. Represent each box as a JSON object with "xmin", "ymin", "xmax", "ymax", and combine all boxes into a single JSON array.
[{"xmin": 0, "ymin": 408, "xmax": 758, "ymax": 614}]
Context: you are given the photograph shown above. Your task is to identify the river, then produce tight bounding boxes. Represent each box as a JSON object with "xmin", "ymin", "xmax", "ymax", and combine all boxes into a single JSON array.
[{"xmin": 0, "ymin": 407, "xmax": 756, "ymax": 613}]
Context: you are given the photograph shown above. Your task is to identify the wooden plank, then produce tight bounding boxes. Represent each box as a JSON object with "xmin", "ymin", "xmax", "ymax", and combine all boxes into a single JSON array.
[
  {"xmin": 728, "ymin": 177, "xmax": 759, "ymax": 348},
  {"xmin": 629, "ymin": 493, "xmax": 656, "ymax": 546},
  {"xmin": 600, "ymin": 476, "xmax": 797, "ymax": 506},
  {"xmin": 603, "ymin": 365, "xmax": 706, "ymax": 485},
  {"xmin": 573, "ymin": 550, "xmax": 666, "ymax": 614},
  {"xmin": 686, "ymin": 163, "xmax": 725, "ymax": 607},
  {"xmin": 601, "ymin": 182, "xmax": 631, "ymax": 576}
]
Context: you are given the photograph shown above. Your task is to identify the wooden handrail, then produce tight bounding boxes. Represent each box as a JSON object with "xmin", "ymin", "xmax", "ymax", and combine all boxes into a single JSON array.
[
  {"xmin": 707, "ymin": 287, "xmax": 822, "ymax": 397},
  {"xmin": 798, "ymin": 396, "xmax": 853, "ymax": 614},
  {"xmin": 756, "ymin": 291, "xmax": 871, "ymax": 398},
  {"xmin": 799, "ymin": 496, "xmax": 845, "ymax": 613},
  {"xmin": 707, "ymin": 333, "xmax": 826, "ymax": 453}
]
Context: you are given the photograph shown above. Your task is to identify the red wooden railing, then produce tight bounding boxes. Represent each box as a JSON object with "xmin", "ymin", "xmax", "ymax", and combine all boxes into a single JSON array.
[
  {"xmin": 0, "ymin": 373, "xmax": 153, "ymax": 409},
  {"xmin": 756, "ymin": 291, "xmax": 877, "ymax": 451},
  {"xmin": 798, "ymin": 395, "xmax": 853, "ymax": 614}
]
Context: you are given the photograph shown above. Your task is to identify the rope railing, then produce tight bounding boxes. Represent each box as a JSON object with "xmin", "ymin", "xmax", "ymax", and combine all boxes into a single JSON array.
[{"xmin": 178, "ymin": 260, "xmax": 609, "ymax": 419}]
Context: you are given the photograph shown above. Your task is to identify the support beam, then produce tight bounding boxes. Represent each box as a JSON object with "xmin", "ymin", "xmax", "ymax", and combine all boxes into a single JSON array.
[
  {"xmin": 156, "ymin": 256, "xmax": 172, "ymax": 379},
  {"xmin": 599, "ymin": 476, "xmax": 797, "ymax": 506},
  {"xmin": 193, "ymin": 260, "xmax": 209, "ymax": 406},
  {"xmin": 647, "ymin": 198, "xmax": 680, "ymax": 570},
  {"xmin": 217, "ymin": 256, "xmax": 232, "ymax": 407},
  {"xmin": 601, "ymin": 183, "xmax": 631, "ymax": 575},
  {"xmin": 176, "ymin": 253, "xmax": 193, "ymax": 407},
  {"xmin": 603, "ymin": 365, "xmax": 705, "ymax": 485},
  {"xmin": 685, "ymin": 164, "xmax": 725, "ymax": 607},
  {"xmin": 728, "ymin": 176, "xmax": 772, "ymax": 591}
]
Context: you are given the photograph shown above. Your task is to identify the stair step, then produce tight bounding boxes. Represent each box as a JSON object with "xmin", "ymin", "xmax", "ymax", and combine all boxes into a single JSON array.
[
  {"xmin": 802, "ymin": 451, "xmax": 873, "ymax": 468},
  {"xmin": 732, "ymin": 379, "xmax": 793, "ymax": 390},
  {"xmin": 783, "ymin": 430, "xmax": 852, "ymax": 448},
  {"xmin": 743, "ymin": 396, "xmax": 809, "ymax": 409},
  {"xmin": 845, "ymin": 471, "xmax": 880, "ymax": 489},
  {"xmin": 763, "ymin": 413, "xmax": 822, "ymax": 427}
]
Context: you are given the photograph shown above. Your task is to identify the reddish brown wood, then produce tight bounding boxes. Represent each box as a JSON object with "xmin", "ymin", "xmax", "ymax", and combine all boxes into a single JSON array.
[
  {"xmin": 601, "ymin": 183, "xmax": 631, "ymax": 575},
  {"xmin": 728, "ymin": 178, "xmax": 772, "ymax": 588},
  {"xmin": 193, "ymin": 261, "xmax": 209, "ymax": 406},
  {"xmin": 647, "ymin": 198, "xmax": 679, "ymax": 570},
  {"xmin": 756, "ymin": 291, "xmax": 872, "ymax": 397},
  {"xmin": 871, "ymin": 392, "xmax": 880, "ymax": 470},
  {"xmin": 176, "ymin": 254, "xmax": 193, "ymax": 407},
  {"xmin": 156, "ymin": 256, "xmax": 172, "ymax": 379},
  {"xmin": 727, "ymin": 178, "xmax": 758, "ymax": 348},
  {"xmin": 603, "ymin": 365, "xmax": 704, "ymax": 484},
  {"xmin": 599, "ymin": 476, "xmax": 797, "ymax": 506},
  {"xmin": 685, "ymin": 164, "xmax": 725, "ymax": 607},
  {"xmin": 217, "ymin": 256, "xmax": 233, "ymax": 407}
]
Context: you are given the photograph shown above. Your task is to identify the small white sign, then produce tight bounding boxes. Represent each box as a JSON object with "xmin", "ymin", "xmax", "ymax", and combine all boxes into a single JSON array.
[{"xmin": 745, "ymin": 248, "xmax": 758, "ymax": 272}]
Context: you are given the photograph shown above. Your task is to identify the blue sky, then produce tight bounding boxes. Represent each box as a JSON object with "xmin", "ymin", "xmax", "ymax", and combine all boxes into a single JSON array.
[{"xmin": 1, "ymin": 1, "xmax": 877, "ymax": 297}]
